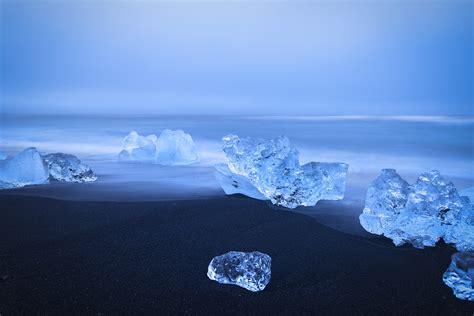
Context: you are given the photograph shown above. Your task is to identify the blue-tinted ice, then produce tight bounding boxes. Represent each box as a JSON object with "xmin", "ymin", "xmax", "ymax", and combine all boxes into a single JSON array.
[
  {"xmin": 118, "ymin": 130, "xmax": 198, "ymax": 165},
  {"xmin": 443, "ymin": 251, "xmax": 474, "ymax": 301},
  {"xmin": 0, "ymin": 147, "xmax": 49, "ymax": 188},
  {"xmin": 0, "ymin": 148, "xmax": 97, "ymax": 189},
  {"xmin": 216, "ymin": 134, "xmax": 348, "ymax": 209},
  {"xmin": 207, "ymin": 251, "xmax": 271, "ymax": 292},
  {"xmin": 359, "ymin": 169, "xmax": 474, "ymax": 251},
  {"xmin": 43, "ymin": 153, "xmax": 97, "ymax": 183}
]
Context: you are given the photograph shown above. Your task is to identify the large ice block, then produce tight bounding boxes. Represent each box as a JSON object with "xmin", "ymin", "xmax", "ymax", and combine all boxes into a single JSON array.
[
  {"xmin": 443, "ymin": 251, "xmax": 474, "ymax": 301},
  {"xmin": 359, "ymin": 169, "xmax": 474, "ymax": 251},
  {"xmin": 43, "ymin": 153, "xmax": 97, "ymax": 183},
  {"xmin": 0, "ymin": 147, "xmax": 49, "ymax": 188},
  {"xmin": 216, "ymin": 134, "xmax": 348, "ymax": 209},
  {"xmin": 207, "ymin": 251, "xmax": 271, "ymax": 292}
]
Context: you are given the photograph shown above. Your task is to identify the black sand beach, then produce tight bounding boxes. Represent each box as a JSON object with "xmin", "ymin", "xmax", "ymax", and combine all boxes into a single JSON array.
[{"xmin": 0, "ymin": 194, "xmax": 473, "ymax": 315}]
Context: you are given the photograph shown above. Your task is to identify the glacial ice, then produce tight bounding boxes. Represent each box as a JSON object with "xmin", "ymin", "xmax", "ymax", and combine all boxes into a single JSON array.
[
  {"xmin": 118, "ymin": 130, "xmax": 198, "ymax": 165},
  {"xmin": 207, "ymin": 251, "xmax": 271, "ymax": 292},
  {"xmin": 443, "ymin": 251, "xmax": 474, "ymax": 301},
  {"xmin": 359, "ymin": 169, "xmax": 474, "ymax": 251},
  {"xmin": 216, "ymin": 134, "xmax": 348, "ymax": 209},
  {"xmin": 119, "ymin": 131, "xmax": 157, "ymax": 162},
  {"xmin": 0, "ymin": 147, "xmax": 49, "ymax": 188},
  {"xmin": 43, "ymin": 153, "xmax": 97, "ymax": 183},
  {"xmin": 155, "ymin": 129, "xmax": 199, "ymax": 165}
]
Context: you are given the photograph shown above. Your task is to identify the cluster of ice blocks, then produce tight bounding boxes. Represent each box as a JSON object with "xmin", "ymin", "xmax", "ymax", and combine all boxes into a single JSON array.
[
  {"xmin": 359, "ymin": 169, "xmax": 474, "ymax": 251},
  {"xmin": 118, "ymin": 130, "xmax": 199, "ymax": 165},
  {"xmin": 0, "ymin": 148, "xmax": 96, "ymax": 189},
  {"xmin": 215, "ymin": 135, "xmax": 348, "ymax": 209}
]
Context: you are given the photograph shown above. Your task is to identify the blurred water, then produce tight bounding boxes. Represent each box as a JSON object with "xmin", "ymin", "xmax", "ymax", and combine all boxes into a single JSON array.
[{"xmin": 1, "ymin": 114, "xmax": 473, "ymax": 201}]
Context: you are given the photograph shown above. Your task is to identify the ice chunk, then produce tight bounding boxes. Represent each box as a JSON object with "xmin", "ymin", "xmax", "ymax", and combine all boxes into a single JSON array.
[
  {"xmin": 119, "ymin": 131, "xmax": 157, "ymax": 162},
  {"xmin": 155, "ymin": 129, "xmax": 199, "ymax": 165},
  {"xmin": 217, "ymin": 134, "xmax": 348, "ymax": 209},
  {"xmin": 43, "ymin": 153, "xmax": 97, "ymax": 183},
  {"xmin": 207, "ymin": 251, "xmax": 271, "ymax": 292},
  {"xmin": 443, "ymin": 251, "xmax": 474, "ymax": 301},
  {"xmin": 0, "ymin": 147, "xmax": 49, "ymax": 188},
  {"xmin": 359, "ymin": 169, "xmax": 474, "ymax": 251},
  {"xmin": 359, "ymin": 169, "xmax": 410, "ymax": 235},
  {"xmin": 214, "ymin": 164, "xmax": 268, "ymax": 200},
  {"xmin": 118, "ymin": 130, "xmax": 198, "ymax": 165}
]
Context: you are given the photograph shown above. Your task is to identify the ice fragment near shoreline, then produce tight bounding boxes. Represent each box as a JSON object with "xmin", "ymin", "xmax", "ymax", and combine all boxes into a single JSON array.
[
  {"xmin": 43, "ymin": 153, "xmax": 97, "ymax": 183},
  {"xmin": 207, "ymin": 251, "xmax": 271, "ymax": 292},
  {"xmin": 155, "ymin": 129, "xmax": 198, "ymax": 165},
  {"xmin": 216, "ymin": 134, "xmax": 348, "ymax": 209},
  {"xmin": 443, "ymin": 251, "xmax": 474, "ymax": 301},
  {"xmin": 359, "ymin": 169, "xmax": 474, "ymax": 251},
  {"xmin": 0, "ymin": 148, "xmax": 49, "ymax": 188},
  {"xmin": 118, "ymin": 130, "xmax": 198, "ymax": 165},
  {"xmin": 119, "ymin": 131, "xmax": 157, "ymax": 162}
]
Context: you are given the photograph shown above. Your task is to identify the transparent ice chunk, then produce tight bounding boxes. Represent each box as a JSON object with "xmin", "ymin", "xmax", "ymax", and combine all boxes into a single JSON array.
[
  {"xmin": 217, "ymin": 134, "xmax": 348, "ymax": 209},
  {"xmin": 207, "ymin": 251, "xmax": 271, "ymax": 292},
  {"xmin": 43, "ymin": 153, "xmax": 97, "ymax": 183},
  {"xmin": 443, "ymin": 251, "xmax": 474, "ymax": 301},
  {"xmin": 359, "ymin": 169, "xmax": 474, "ymax": 251}
]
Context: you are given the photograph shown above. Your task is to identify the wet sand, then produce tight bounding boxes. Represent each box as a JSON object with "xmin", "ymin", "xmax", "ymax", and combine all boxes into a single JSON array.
[{"xmin": 0, "ymin": 194, "xmax": 472, "ymax": 314}]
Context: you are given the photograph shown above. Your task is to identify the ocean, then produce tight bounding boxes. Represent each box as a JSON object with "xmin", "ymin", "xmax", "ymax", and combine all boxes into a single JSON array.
[{"xmin": 1, "ymin": 114, "xmax": 473, "ymax": 204}]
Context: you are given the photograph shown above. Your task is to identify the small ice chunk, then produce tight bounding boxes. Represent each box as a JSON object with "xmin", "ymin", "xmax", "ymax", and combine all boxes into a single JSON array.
[
  {"xmin": 43, "ymin": 153, "xmax": 97, "ymax": 183},
  {"xmin": 359, "ymin": 169, "xmax": 474, "ymax": 251},
  {"xmin": 207, "ymin": 251, "xmax": 271, "ymax": 292},
  {"xmin": 0, "ymin": 147, "xmax": 49, "ymax": 188},
  {"xmin": 217, "ymin": 134, "xmax": 348, "ymax": 208},
  {"xmin": 443, "ymin": 251, "xmax": 474, "ymax": 301},
  {"xmin": 155, "ymin": 129, "xmax": 199, "ymax": 165}
]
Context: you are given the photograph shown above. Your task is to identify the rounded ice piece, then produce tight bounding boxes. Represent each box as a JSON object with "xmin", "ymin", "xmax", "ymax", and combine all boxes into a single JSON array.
[
  {"xmin": 43, "ymin": 153, "xmax": 97, "ymax": 183},
  {"xmin": 443, "ymin": 251, "xmax": 474, "ymax": 301},
  {"xmin": 207, "ymin": 251, "xmax": 271, "ymax": 292},
  {"xmin": 0, "ymin": 147, "xmax": 49, "ymax": 188}
]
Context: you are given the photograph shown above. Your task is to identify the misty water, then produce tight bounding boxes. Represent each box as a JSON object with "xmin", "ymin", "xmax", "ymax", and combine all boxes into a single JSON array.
[{"xmin": 1, "ymin": 114, "xmax": 473, "ymax": 234}]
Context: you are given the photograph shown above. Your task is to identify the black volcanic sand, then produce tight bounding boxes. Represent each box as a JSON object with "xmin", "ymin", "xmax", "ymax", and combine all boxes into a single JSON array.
[{"xmin": 0, "ymin": 195, "xmax": 472, "ymax": 315}]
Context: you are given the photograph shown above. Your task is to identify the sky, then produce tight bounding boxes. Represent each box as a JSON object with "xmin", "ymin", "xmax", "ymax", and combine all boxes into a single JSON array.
[{"xmin": 0, "ymin": 0, "xmax": 472, "ymax": 115}]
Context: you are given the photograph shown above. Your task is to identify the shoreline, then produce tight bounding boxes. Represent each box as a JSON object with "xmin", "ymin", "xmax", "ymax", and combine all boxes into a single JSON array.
[{"xmin": 1, "ymin": 194, "xmax": 472, "ymax": 314}]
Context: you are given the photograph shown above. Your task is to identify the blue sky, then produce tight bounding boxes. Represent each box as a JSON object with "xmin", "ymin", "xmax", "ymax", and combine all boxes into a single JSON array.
[{"xmin": 1, "ymin": 0, "xmax": 472, "ymax": 115}]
